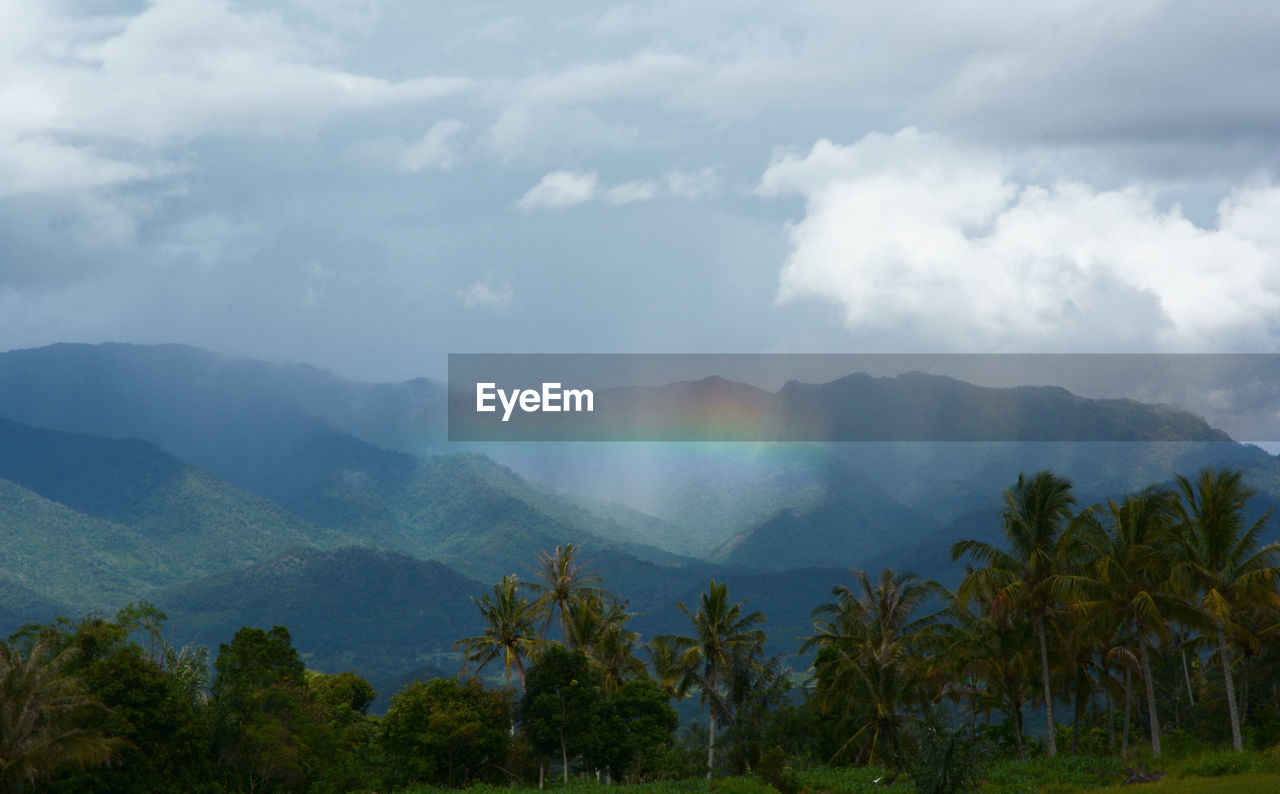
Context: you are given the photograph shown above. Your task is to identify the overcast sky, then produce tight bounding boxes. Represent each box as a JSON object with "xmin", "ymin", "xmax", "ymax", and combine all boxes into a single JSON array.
[{"xmin": 4, "ymin": 0, "xmax": 1280, "ymax": 381}]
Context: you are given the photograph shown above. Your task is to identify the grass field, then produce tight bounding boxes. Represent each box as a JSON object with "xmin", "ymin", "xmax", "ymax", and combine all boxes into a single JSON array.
[{"xmin": 399, "ymin": 750, "xmax": 1280, "ymax": 793}]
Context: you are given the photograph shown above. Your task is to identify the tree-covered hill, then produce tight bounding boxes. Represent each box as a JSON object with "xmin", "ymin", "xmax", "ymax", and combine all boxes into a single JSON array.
[
  {"xmin": 153, "ymin": 546, "xmax": 485, "ymax": 682},
  {"xmin": 715, "ymin": 456, "xmax": 942, "ymax": 571},
  {"xmin": 0, "ymin": 419, "xmax": 358, "ymax": 593},
  {"xmin": 0, "ymin": 564, "xmax": 68, "ymax": 631},
  {"xmin": 0, "ymin": 476, "xmax": 170, "ymax": 611}
]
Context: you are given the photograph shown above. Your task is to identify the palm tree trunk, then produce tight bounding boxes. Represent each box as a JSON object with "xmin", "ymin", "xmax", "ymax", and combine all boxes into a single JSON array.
[
  {"xmin": 707, "ymin": 710, "xmax": 716, "ymax": 780},
  {"xmin": 1105, "ymin": 682, "xmax": 1115, "ymax": 752},
  {"xmin": 1138, "ymin": 639, "xmax": 1161, "ymax": 756},
  {"xmin": 1011, "ymin": 687, "xmax": 1025, "ymax": 760},
  {"xmin": 562, "ymin": 730, "xmax": 570, "ymax": 784},
  {"xmin": 1036, "ymin": 615, "xmax": 1058, "ymax": 757},
  {"xmin": 1217, "ymin": 624, "xmax": 1244, "ymax": 751},
  {"xmin": 1182, "ymin": 647, "xmax": 1196, "ymax": 706},
  {"xmin": 1241, "ymin": 663, "xmax": 1250, "ymax": 728},
  {"xmin": 969, "ymin": 689, "xmax": 978, "ymax": 738},
  {"xmin": 1072, "ymin": 675, "xmax": 1082, "ymax": 754},
  {"xmin": 1122, "ymin": 666, "xmax": 1132, "ymax": 760}
]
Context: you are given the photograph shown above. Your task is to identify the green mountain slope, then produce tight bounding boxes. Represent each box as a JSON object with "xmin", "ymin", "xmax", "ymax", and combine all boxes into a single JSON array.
[
  {"xmin": 0, "ymin": 574, "xmax": 67, "ymax": 636},
  {"xmin": 288, "ymin": 450, "xmax": 697, "ymax": 582},
  {"xmin": 154, "ymin": 547, "xmax": 485, "ymax": 681},
  {"xmin": 715, "ymin": 457, "xmax": 942, "ymax": 571},
  {"xmin": 0, "ymin": 419, "xmax": 360, "ymax": 604},
  {"xmin": 0, "ymin": 477, "xmax": 164, "ymax": 609}
]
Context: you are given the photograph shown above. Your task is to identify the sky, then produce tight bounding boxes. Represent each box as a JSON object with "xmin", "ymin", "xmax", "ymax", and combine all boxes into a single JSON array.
[{"xmin": 4, "ymin": 0, "xmax": 1280, "ymax": 382}]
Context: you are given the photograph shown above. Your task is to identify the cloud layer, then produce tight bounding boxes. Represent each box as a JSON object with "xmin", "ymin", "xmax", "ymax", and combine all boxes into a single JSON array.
[
  {"xmin": 762, "ymin": 128, "xmax": 1280, "ymax": 352},
  {"xmin": 5, "ymin": 1, "xmax": 1280, "ymax": 378}
]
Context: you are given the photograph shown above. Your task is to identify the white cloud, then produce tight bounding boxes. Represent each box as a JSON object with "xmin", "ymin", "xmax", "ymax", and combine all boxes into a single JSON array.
[
  {"xmin": 0, "ymin": 0, "xmax": 470, "ymax": 196},
  {"xmin": 0, "ymin": 134, "xmax": 164, "ymax": 198},
  {"xmin": 662, "ymin": 167, "xmax": 720, "ymax": 200},
  {"xmin": 398, "ymin": 119, "xmax": 467, "ymax": 173},
  {"xmin": 605, "ymin": 180, "xmax": 660, "ymax": 205},
  {"xmin": 761, "ymin": 127, "xmax": 1280, "ymax": 352},
  {"xmin": 457, "ymin": 277, "xmax": 513, "ymax": 311},
  {"xmin": 481, "ymin": 51, "xmax": 697, "ymax": 161},
  {"xmin": 516, "ymin": 170, "xmax": 600, "ymax": 210},
  {"xmin": 517, "ymin": 168, "xmax": 719, "ymax": 210}
]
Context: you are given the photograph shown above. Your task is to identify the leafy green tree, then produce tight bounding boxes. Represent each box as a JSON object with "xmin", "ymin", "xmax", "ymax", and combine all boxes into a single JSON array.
[
  {"xmin": 518, "ymin": 646, "xmax": 602, "ymax": 784},
  {"xmin": 381, "ymin": 677, "xmax": 511, "ymax": 787},
  {"xmin": 210, "ymin": 626, "xmax": 322, "ymax": 792},
  {"xmin": 49, "ymin": 642, "xmax": 210, "ymax": 794},
  {"xmin": 1171, "ymin": 467, "xmax": 1280, "ymax": 751},
  {"xmin": 952, "ymin": 470, "xmax": 1076, "ymax": 757},
  {"xmin": 585, "ymin": 679, "xmax": 678, "ymax": 782},
  {"xmin": 660, "ymin": 580, "xmax": 766, "ymax": 778},
  {"xmin": 307, "ymin": 671, "xmax": 376, "ymax": 725},
  {"xmin": 9, "ymin": 606, "xmax": 213, "ymax": 793},
  {"xmin": 0, "ymin": 638, "xmax": 116, "ymax": 794},
  {"xmin": 302, "ymin": 670, "xmax": 381, "ymax": 793},
  {"xmin": 454, "ymin": 574, "xmax": 543, "ymax": 690},
  {"xmin": 212, "ymin": 626, "xmax": 305, "ymax": 707}
]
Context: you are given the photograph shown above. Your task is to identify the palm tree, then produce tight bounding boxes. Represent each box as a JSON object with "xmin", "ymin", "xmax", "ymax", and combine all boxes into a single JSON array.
[
  {"xmin": 975, "ymin": 600, "xmax": 1036, "ymax": 758},
  {"xmin": 529, "ymin": 544, "xmax": 602, "ymax": 642},
  {"xmin": 951, "ymin": 469, "xmax": 1076, "ymax": 757},
  {"xmin": 1064, "ymin": 487, "xmax": 1191, "ymax": 756},
  {"xmin": 659, "ymin": 580, "xmax": 766, "ymax": 778},
  {"xmin": 802, "ymin": 569, "xmax": 937, "ymax": 764},
  {"xmin": 1170, "ymin": 467, "xmax": 1280, "ymax": 751},
  {"xmin": 815, "ymin": 569, "xmax": 937, "ymax": 646},
  {"xmin": 566, "ymin": 591, "xmax": 646, "ymax": 693},
  {"xmin": 644, "ymin": 635, "xmax": 685, "ymax": 699},
  {"xmin": 0, "ymin": 638, "xmax": 117, "ymax": 793},
  {"xmin": 453, "ymin": 574, "xmax": 544, "ymax": 690}
]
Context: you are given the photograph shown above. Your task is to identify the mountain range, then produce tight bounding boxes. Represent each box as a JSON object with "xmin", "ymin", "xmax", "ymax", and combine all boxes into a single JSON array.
[{"xmin": 3, "ymin": 342, "xmax": 1279, "ymax": 697}]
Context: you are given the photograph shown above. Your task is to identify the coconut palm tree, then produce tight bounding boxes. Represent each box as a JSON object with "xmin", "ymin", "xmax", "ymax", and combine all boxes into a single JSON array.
[
  {"xmin": 936, "ymin": 581, "xmax": 1035, "ymax": 758},
  {"xmin": 802, "ymin": 569, "xmax": 937, "ymax": 765},
  {"xmin": 951, "ymin": 469, "xmax": 1076, "ymax": 757},
  {"xmin": 659, "ymin": 580, "xmax": 766, "ymax": 778},
  {"xmin": 566, "ymin": 590, "xmax": 646, "ymax": 693},
  {"xmin": 529, "ymin": 544, "xmax": 602, "ymax": 642},
  {"xmin": 0, "ymin": 638, "xmax": 117, "ymax": 794},
  {"xmin": 453, "ymin": 574, "xmax": 544, "ymax": 690},
  {"xmin": 1170, "ymin": 467, "xmax": 1280, "ymax": 751},
  {"xmin": 1063, "ymin": 487, "xmax": 1193, "ymax": 756},
  {"xmin": 644, "ymin": 635, "xmax": 686, "ymax": 699}
]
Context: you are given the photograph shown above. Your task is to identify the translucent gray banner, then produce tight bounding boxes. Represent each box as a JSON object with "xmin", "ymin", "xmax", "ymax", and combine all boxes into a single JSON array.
[{"xmin": 447, "ymin": 354, "xmax": 1280, "ymax": 443}]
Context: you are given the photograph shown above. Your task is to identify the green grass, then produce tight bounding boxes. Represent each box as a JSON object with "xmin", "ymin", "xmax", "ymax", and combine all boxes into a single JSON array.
[
  {"xmin": 795, "ymin": 765, "xmax": 912, "ymax": 792},
  {"xmin": 978, "ymin": 754, "xmax": 1125, "ymax": 792},
  {"xmin": 395, "ymin": 751, "xmax": 1280, "ymax": 794},
  {"xmin": 1091, "ymin": 773, "xmax": 1280, "ymax": 793},
  {"xmin": 399, "ymin": 778, "xmax": 769, "ymax": 794}
]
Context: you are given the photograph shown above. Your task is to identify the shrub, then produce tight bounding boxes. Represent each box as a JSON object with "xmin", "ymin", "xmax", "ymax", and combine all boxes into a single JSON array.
[
  {"xmin": 755, "ymin": 746, "xmax": 801, "ymax": 794},
  {"xmin": 907, "ymin": 706, "xmax": 992, "ymax": 794}
]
